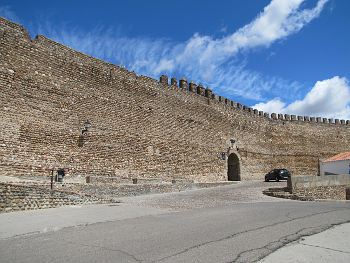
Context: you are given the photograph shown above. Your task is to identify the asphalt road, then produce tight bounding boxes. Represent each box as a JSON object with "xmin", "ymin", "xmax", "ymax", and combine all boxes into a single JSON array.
[{"xmin": 1, "ymin": 181, "xmax": 349, "ymax": 263}]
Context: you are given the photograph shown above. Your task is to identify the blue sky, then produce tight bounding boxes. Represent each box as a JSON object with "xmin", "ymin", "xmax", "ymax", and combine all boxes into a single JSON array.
[{"xmin": 1, "ymin": 0, "xmax": 349, "ymax": 119}]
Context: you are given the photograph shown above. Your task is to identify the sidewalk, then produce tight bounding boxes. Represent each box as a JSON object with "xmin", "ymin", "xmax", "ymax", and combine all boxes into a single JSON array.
[
  {"xmin": 0, "ymin": 203, "xmax": 170, "ymax": 239},
  {"xmin": 259, "ymin": 222, "xmax": 350, "ymax": 263}
]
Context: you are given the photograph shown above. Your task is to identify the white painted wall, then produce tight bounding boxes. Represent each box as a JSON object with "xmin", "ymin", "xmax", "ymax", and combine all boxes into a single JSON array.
[{"xmin": 320, "ymin": 160, "xmax": 350, "ymax": 176}]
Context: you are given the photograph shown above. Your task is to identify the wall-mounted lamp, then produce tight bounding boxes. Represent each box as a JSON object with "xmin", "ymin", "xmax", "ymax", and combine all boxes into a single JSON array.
[
  {"xmin": 220, "ymin": 152, "xmax": 227, "ymax": 160},
  {"xmin": 81, "ymin": 120, "xmax": 92, "ymax": 135},
  {"xmin": 84, "ymin": 120, "xmax": 91, "ymax": 130}
]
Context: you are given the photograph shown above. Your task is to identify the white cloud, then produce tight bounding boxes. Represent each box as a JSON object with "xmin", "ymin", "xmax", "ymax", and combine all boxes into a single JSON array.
[
  {"xmin": 154, "ymin": 0, "xmax": 328, "ymax": 81},
  {"xmin": 185, "ymin": 0, "xmax": 328, "ymax": 69},
  {"xmin": 253, "ymin": 98, "xmax": 286, "ymax": 113},
  {"xmin": 5, "ymin": 1, "xmax": 347, "ymax": 120},
  {"xmin": 33, "ymin": 0, "xmax": 327, "ymax": 102},
  {"xmin": 253, "ymin": 76, "xmax": 350, "ymax": 119}
]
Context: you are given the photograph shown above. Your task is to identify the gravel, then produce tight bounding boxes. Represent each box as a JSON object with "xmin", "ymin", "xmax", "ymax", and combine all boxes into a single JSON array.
[{"xmin": 119, "ymin": 180, "xmax": 290, "ymax": 211}]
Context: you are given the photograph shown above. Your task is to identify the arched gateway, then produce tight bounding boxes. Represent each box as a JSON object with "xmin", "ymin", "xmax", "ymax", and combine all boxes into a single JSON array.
[{"xmin": 227, "ymin": 153, "xmax": 241, "ymax": 181}]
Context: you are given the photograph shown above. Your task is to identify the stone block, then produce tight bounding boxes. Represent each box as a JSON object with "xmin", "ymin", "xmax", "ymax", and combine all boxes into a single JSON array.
[
  {"xmin": 159, "ymin": 75, "xmax": 168, "ymax": 85},
  {"xmin": 179, "ymin": 79, "xmax": 188, "ymax": 90},
  {"xmin": 205, "ymin": 88, "xmax": 212, "ymax": 98},
  {"xmin": 197, "ymin": 85, "xmax": 205, "ymax": 96},
  {"xmin": 170, "ymin": 78, "xmax": 178, "ymax": 87},
  {"xmin": 189, "ymin": 82, "xmax": 197, "ymax": 92}
]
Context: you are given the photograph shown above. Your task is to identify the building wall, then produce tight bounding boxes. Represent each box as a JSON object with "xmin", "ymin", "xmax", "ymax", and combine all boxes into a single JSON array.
[
  {"xmin": 1, "ymin": 17, "xmax": 350, "ymax": 181},
  {"xmin": 320, "ymin": 160, "xmax": 350, "ymax": 175}
]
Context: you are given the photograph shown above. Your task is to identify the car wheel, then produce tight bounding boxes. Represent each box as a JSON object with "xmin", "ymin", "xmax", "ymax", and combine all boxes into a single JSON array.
[
  {"xmin": 265, "ymin": 178, "xmax": 269, "ymax": 182},
  {"xmin": 276, "ymin": 177, "xmax": 279, "ymax": 182}
]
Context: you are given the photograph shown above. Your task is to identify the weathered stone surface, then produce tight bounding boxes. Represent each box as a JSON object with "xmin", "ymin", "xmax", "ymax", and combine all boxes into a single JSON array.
[
  {"xmin": 196, "ymin": 85, "xmax": 205, "ymax": 96},
  {"xmin": 170, "ymin": 77, "xmax": 178, "ymax": 87},
  {"xmin": 0, "ymin": 17, "xmax": 349, "ymax": 183},
  {"xmin": 159, "ymin": 75, "xmax": 168, "ymax": 85},
  {"xmin": 179, "ymin": 79, "xmax": 188, "ymax": 90},
  {"xmin": 293, "ymin": 185, "xmax": 347, "ymax": 200},
  {"xmin": 189, "ymin": 82, "xmax": 197, "ymax": 92},
  {"xmin": 0, "ymin": 182, "xmax": 111, "ymax": 213},
  {"xmin": 205, "ymin": 88, "xmax": 212, "ymax": 98}
]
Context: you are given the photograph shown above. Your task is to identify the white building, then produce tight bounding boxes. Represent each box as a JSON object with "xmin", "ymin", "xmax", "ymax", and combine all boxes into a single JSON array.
[{"xmin": 320, "ymin": 152, "xmax": 350, "ymax": 176}]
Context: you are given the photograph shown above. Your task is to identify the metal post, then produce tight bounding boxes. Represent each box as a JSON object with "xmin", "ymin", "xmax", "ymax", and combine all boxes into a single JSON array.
[{"xmin": 51, "ymin": 169, "xmax": 53, "ymax": 190}]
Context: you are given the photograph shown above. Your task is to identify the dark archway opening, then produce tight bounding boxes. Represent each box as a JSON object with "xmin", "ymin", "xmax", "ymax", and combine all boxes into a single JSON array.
[{"xmin": 228, "ymin": 153, "xmax": 241, "ymax": 181}]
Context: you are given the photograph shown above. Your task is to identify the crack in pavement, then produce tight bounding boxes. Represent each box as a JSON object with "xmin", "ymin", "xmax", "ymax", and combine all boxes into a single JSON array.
[
  {"xmin": 230, "ymin": 220, "xmax": 350, "ymax": 263},
  {"xmin": 230, "ymin": 225, "xmax": 329, "ymax": 263},
  {"xmin": 64, "ymin": 240, "xmax": 142, "ymax": 263},
  {"xmin": 0, "ymin": 230, "xmax": 42, "ymax": 240},
  {"xmin": 299, "ymin": 242, "xmax": 350, "ymax": 254},
  {"xmin": 153, "ymin": 208, "xmax": 350, "ymax": 262}
]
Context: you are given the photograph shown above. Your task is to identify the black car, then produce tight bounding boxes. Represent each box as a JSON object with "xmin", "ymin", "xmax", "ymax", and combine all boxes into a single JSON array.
[{"xmin": 265, "ymin": 169, "xmax": 290, "ymax": 182}]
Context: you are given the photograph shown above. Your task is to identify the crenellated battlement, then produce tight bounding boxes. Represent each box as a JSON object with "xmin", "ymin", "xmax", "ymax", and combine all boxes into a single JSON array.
[
  {"xmin": 0, "ymin": 17, "xmax": 31, "ymax": 40},
  {"xmin": 0, "ymin": 17, "xmax": 349, "ymax": 182},
  {"xmin": 2, "ymin": 16, "xmax": 347, "ymax": 127},
  {"xmin": 157, "ymin": 74, "xmax": 350, "ymax": 126}
]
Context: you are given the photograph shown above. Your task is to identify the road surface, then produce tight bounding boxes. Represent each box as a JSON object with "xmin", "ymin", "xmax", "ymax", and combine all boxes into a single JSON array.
[{"xmin": 0, "ymin": 181, "xmax": 349, "ymax": 262}]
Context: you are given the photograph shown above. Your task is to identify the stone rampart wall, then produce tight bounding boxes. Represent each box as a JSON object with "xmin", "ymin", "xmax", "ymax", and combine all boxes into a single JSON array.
[
  {"xmin": 288, "ymin": 174, "xmax": 350, "ymax": 189},
  {"xmin": 282, "ymin": 174, "xmax": 350, "ymax": 200},
  {"xmin": 0, "ymin": 17, "xmax": 349, "ymax": 182},
  {"xmin": 293, "ymin": 185, "xmax": 347, "ymax": 200},
  {"xmin": 0, "ymin": 182, "xmax": 107, "ymax": 213},
  {"xmin": 263, "ymin": 185, "xmax": 347, "ymax": 200}
]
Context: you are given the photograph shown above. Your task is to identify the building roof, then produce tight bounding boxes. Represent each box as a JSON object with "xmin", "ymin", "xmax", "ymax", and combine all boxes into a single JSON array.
[{"xmin": 324, "ymin": 152, "xmax": 350, "ymax": 162}]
